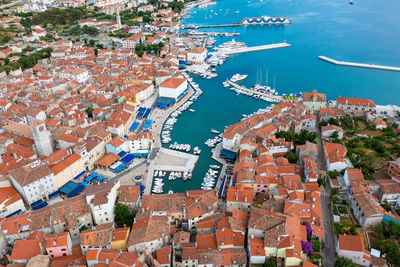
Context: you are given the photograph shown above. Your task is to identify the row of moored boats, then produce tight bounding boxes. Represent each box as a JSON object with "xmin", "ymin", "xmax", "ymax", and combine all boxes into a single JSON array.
[{"xmin": 201, "ymin": 166, "xmax": 220, "ymax": 190}]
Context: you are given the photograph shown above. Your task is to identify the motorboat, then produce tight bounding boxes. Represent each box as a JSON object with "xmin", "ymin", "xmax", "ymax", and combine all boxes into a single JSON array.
[
  {"xmin": 230, "ymin": 74, "xmax": 248, "ymax": 82},
  {"xmin": 211, "ymin": 128, "xmax": 220, "ymax": 134},
  {"xmin": 222, "ymin": 81, "xmax": 230, "ymax": 87}
]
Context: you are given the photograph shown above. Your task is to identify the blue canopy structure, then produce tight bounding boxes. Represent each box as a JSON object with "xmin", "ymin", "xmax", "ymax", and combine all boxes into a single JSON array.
[
  {"xmin": 143, "ymin": 119, "xmax": 153, "ymax": 129},
  {"xmin": 85, "ymin": 172, "xmax": 98, "ymax": 182},
  {"xmin": 73, "ymin": 170, "xmax": 86, "ymax": 180},
  {"xmin": 48, "ymin": 191, "xmax": 59, "ymax": 198},
  {"xmin": 129, "ymin": 122, "xmax": 140, "ymax": 132},
  {"xmin": 143, "ymin": 108, "xmax": 151, "ymax": 118},
  {"xmin": 112, "ymin": 162, "xmax": 127, "ymax": 173},
  {"xmin": 80, "ymin": 181, "xmax": 90, "ymax": 187},
  {"xmin": 220, "ymin": 149, "xmax": 237, "ymax": 162},
  {"xmin": 120, "ymin": 154, "xmax": 135, "ymax": 164},
  {"xmin": 32, "ymin": 201, "xmax": 48, "ymax": 210},
  {"xmin": 118, "ymin": 151, "xmax": 127, "ymax": 157},
  {"xmin": 59, "ymin": 181, "xmax": 85, "ymax": 197},
  {"xmin": 154, "ymin": 97, "xmax": 175, "ymax": 109},
  {"xmin": 96, "ymin": 175, "xmax": 105, "ymax": 181}
]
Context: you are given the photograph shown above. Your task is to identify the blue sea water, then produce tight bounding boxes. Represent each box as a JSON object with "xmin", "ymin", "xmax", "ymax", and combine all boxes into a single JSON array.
[{"xmin": 157, "ymin": 0, "xmax": 400, "ymax": 193}]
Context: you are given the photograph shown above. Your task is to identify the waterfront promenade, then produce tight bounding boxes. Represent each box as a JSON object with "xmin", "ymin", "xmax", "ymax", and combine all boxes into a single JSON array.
[
  {"xmin": 218, "ymin": 42, "xmax": 291, "ymax": 55},
  {"xmin": 227, "ymin": 80, "xmax": 283, "ymax": 102},
  {"xmin": 318, "ymin": 56, "xmax": 400, "ymax": 72},
  {"xmin": 144, "ymin": 86, "xmax": 196, "ymax": 194}
]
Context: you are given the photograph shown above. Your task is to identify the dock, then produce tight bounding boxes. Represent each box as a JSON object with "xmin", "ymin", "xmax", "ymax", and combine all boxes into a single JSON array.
[
  {"xmin": 218, "ymin": 42, "xmax": 290, "ymax": 55},
  {"xmin": 318, "ymin": 56, "xmax": 400, "ymax": 72},
  {"xmin": 184, "ymin": 24, "xmax": 242, "ymax": 29},
  {"xmin": 227, "ymin": 80, "xmax": 283, "ymax": 102},
  {"xmin": 153, "ymin": 148, "xmax": 199, "ymax": 172}
]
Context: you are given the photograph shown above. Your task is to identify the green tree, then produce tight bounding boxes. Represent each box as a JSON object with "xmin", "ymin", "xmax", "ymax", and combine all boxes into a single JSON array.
[
  {"xmin": 89, "ymin": 39, "xmax": 95, "ymax": 46},
  {"xmin": 328, "ymin": 171, "xmax": 338, "ymax": 179},
  {"xmin": 335, "ymin": 257, "xmax": 357, "ymax": 267},
  {"xmin": 318, "ymin": 120, "xmax": 328, "ymax": 127},
  {"xmin": 331, "ymin": 131, "xmax": 339, "ymax": 139},
  {"xmin": 317, "ymin": 178, "xmax": 326, "ymax": 187},
  {"xmin": 285, "ymin": 151, "xmax": 298, "ymax": 163},
  {"xmin": 114, "ymin": 203, "xmax": 136, "ymax": 227},
  {"xmin": 276, "ymin": 131, "xmax": 295, "ymax": 142},
  {"xmin": 263, "ymin": 259, "xmax": 277, "ymax": 267},
  {"xmin": 85, "ymin": 107, "xmax": 94, "ymax": 118},
  {"xmin": 1, "ymin": 35, "xmax": 10, "ymax": 44},
  {"xmin": 379, "ymin": 240, "xmax": 400, "ymax": 265}
]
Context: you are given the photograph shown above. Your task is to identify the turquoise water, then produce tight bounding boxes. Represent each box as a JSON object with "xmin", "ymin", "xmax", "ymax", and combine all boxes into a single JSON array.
[{"xmin": 157, "ymin": 0, "xmax": 400, "ymax": 193}]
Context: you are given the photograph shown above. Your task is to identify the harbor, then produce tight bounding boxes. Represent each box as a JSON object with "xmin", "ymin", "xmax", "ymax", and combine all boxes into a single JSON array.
[
  {"xmin": 155, "ymin": 0, "xmax": 400, "ymax": 195},
  {"xmin": 318, "ymin": 56, "xmax": 400, "ymax": 72}
]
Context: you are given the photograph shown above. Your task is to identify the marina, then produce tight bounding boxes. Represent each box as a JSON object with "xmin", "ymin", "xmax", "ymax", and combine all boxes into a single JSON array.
[
  {"xmin": 156, "ymin": 0, "xmax": 400, "ymax": 195},
  {"xmin": 318, "ymin": 56, "xmax": 400, "ymax": 72}
]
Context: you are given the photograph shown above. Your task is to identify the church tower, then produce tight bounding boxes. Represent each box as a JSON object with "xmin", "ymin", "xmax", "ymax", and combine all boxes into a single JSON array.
[
  {"xmin": 116, "ymin": 7, "xmax": 122, "ymax": 29},
  {"xmin": 30, "ymin": 120, "xmax": 53, "ymax": 157}
]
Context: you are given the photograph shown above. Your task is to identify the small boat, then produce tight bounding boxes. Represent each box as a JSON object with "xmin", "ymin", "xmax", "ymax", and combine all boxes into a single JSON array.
[
  {"xmin": 189, "ymin": 109, "xmax": 195, "ymax": 112},
  {"xmin": 235, "ymin": 10, "xmax": 239, "ymax": 14},
  {"xmin": 210, "ymin": 165, "xmax": 221, "ymax": 169},
  {"xmin": 211, "ymin": 128, "xmax": 220, "ymax": 134},
  {"xmin": 349, "ymin": 0, "xmax": 353, "ymax": 4},
  {"xmin": 168, "ymin": 189, "xmax": 174, "ymax": 194}
]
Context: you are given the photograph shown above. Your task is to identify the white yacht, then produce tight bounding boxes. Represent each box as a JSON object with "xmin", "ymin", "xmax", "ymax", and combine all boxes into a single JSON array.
[
  {"xmin": 215, "ymin": 39, "xmax": 246, "ymax": 52},
  {"xmin": 230, "ymin": 74, "xmax": 248, "ymax": 82}
]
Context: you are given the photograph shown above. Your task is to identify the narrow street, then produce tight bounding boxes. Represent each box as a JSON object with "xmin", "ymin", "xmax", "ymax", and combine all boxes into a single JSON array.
[{"xmin": 316, "ymin": 112, "xmax": 336, "ymax": 267}]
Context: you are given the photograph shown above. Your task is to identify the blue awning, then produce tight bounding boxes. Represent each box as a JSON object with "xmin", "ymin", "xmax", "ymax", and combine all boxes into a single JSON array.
[
  {"xmin": 6, "ymin": 209, "xmax": 22, "ymax": 218},
  {"xmin": 60, "ymin": 181, "xmax": 85, "ymax": 197},
  {"xmin": 143, "ymin": 119, "xmax": 153, "ymax": 129},
  {"xmin": 32, "ymin": 202, "xmax": 48, "ymax": 210},
  {"xmin": 220, "ymin": 149, "xmax": 237, "ymax": 162},
  {"xmin": 118, "ymin": 151, "xmax": 127, "ymax": 157},
  {"xmin": 31, "ymin": 199, "xmax": 43, "ymax": 207},
  {"xmin": 80, "ymin": 181, "xmax": 90, "ymax": 187},
  {"xmin": 120, "ymin": 154, "xmax": 135, "ymax": 164},
  {"xmin": 48, "ymin": 191, "xmax": 59, "ymax": 198},
  {"xmin": 85, "ymin": 172, "xmax": 98, "ymax": 181},
  {"xmin": 154, "ymin": 97, "xmax": 175, "ymax": 109},
  {"xmin": 96, "ymin": 175, "xmax": 105, "ymax": 181},
  {"xmin": 129, "ymin": 121, "xmax": 140, "ymax": 131},
  {"xmin": 74, "ymin": 170, "xmax": 86, "ymax": 180}
]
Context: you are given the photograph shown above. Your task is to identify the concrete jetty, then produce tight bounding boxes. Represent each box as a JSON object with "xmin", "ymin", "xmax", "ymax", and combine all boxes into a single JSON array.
[
  {"xmin": 227, "ymin": 80, "xmax": 283, "ymax": 102},
  {"xmin": 318, "ymin": 56, "xmax": 400, "ymax": 72},
  {"xmin": 220, "ymin": 42, "xmax": 291, "ymax": 55},
  {"xmin": 153, "ymin": 148, "xmax": 199, "ymax": 172}
]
